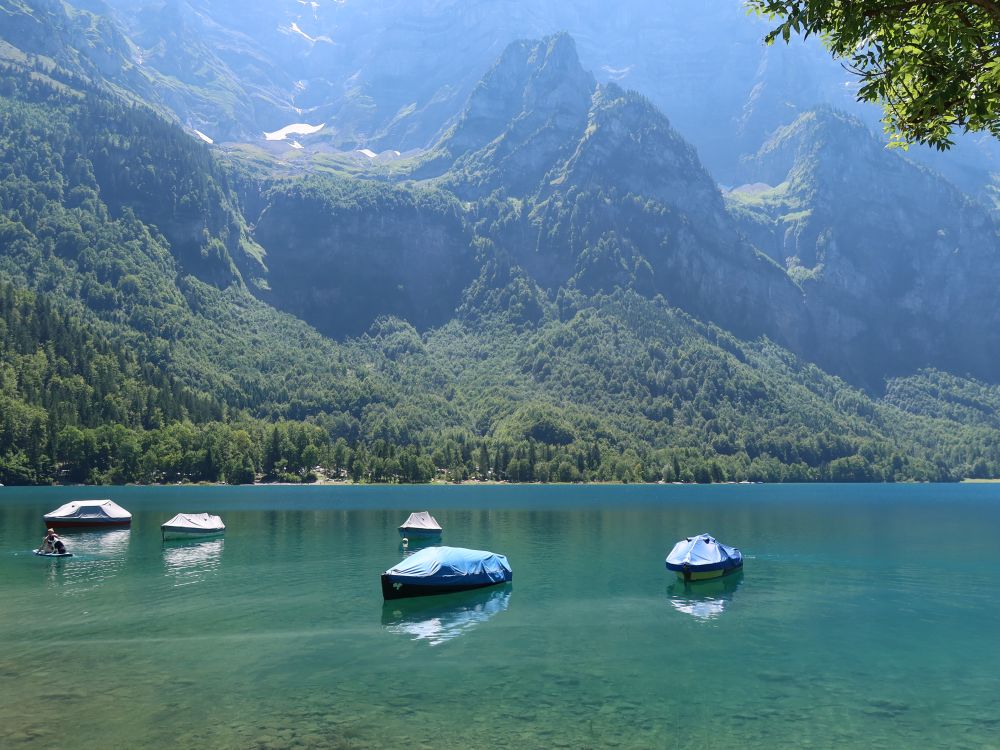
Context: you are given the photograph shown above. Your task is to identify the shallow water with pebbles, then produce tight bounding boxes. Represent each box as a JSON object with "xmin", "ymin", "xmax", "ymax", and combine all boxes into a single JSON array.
[{"xmin": 2, "ymin": 483, "xmax": 999, "ymax": 749}]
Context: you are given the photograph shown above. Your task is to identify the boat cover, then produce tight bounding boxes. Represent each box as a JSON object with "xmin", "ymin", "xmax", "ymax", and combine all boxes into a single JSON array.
[
  {"xmin": 44, "ymin": 499, "xmax": 131, "ymax": 521},
  {"xmin": 162, "ymin": 513, "xmax": 225, "ymax": 532},
  {"xmin": 666, "ymin": 533, "xmax": 742, "ymax": 571},
  {"xmin": 384, "ymin": 546, "xmax": 511, "ymax": 583},
  {"xmin": 399, "ymin": 511, "xmax": 442, "ymax": 532}
]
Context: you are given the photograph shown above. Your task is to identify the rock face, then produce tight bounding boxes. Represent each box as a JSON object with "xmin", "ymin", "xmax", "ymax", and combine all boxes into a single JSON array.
[
  {"xmin": 729, "ymin": 108, "xmax": 1000, "ymax": 385},
  {"xmin": 550, "ymin": 85, "xmax": 722, "ymax": 221},
  {"xmin": 242, "ymin": 34, "xmax": 1000, "ymax": 386},
  {"xmin": 419, "ymin": 34, "xmax": 596, "ymax": 198},
  {"xmin": 240, "ymin": 32, "xmax": 813, "ymax": 347},
  {"xmin": 250, "ymin": 180, "xmax": 477, "ymax": 338},
  {"xmin": 0, "ymin": 0, "xmax": 141, "ymax": 87}
]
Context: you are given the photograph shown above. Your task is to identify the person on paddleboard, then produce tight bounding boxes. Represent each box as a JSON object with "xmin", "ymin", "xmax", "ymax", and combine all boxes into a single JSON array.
[{"xmin": 41, "ymin": 529, "xmax": 66, "ymax": 554}]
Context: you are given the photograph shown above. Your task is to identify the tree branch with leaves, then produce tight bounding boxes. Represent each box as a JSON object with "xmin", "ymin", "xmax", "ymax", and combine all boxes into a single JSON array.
[{"xmin": 747, "ymin": 1, "xmax": 1000, "ymax": 149}]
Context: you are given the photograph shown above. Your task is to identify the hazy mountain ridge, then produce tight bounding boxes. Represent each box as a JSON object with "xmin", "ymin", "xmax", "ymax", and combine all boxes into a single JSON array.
[
  {"xmin": 728, "ymin": 108, "xmax": 1000, "ymax": 385},
  {"xmin": 240, "ymin": 33, "xmax": 999, "ymax": 389},
  {"xmin": 47, "ymin": 0, "xmax": 990, "ymax": 205},
  {"xmin": 403, "ymin": 35, "xmax": 811, "ymax": 352},
  {"xmin": 416, "ymin": 34, "xmax": 597, "ymax": 197}
]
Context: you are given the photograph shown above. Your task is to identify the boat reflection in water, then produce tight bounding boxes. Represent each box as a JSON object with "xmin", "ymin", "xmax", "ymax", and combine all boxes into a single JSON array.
[
  {"xmin": 667, "ymin": 571, "xmax": 743, "ymax": 621},
  {"xmin": 57, "ymin": 527, "xmax": 132, "ymax": 554},
  {"xmin": 382, "ymin": 586, "xmax": 511, "ymax": 646},
  {"xmin": 399, "ymin": 536, "xmax": 441, "ymax": 559},
  {"xmin": 49, "ymin": 528, "xmax": 131, "ymax": 591},
  {"xmin": 163, "ymin": 538, "xmax": 224, "ymax": 587}
]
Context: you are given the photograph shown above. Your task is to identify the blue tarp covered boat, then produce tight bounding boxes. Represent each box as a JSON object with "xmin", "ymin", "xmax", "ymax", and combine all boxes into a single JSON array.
[
  {"xmin": 666, "ymin": 533, "xmax": 743, "ymax": 581},
  {"xmin": 381, "ymin": 545, "xmax": 512, "ymax": 600}
]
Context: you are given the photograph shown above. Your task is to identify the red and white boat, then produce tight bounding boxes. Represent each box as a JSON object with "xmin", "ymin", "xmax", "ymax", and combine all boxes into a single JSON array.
[{"xmin": 43, "ymin": 499, "xmax": 132, "ymax": 528}]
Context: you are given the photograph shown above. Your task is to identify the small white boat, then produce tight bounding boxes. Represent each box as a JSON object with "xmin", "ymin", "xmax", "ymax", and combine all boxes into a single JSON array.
[
  {"xmin": 44, "ymin": 499, "xmax": 131, "ymax": 528},
  {"xmin": 398, "ymin": 511, "xmax": 442, "ymax": 539},
  {"xmin": 161, "ymin": 513, "xmax": 225, "ymax": 541}
]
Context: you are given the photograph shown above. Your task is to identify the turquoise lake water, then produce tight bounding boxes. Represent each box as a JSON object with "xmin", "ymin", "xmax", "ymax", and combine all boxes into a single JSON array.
[{"xmin": 1, "ymin": 484, "xmax": 999, "ymax": 749}]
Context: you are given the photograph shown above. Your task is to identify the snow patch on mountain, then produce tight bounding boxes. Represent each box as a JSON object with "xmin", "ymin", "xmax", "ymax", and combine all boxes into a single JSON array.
[{"xmin": 264, "ymin": 123, "xmax": 325, "ymax": 141}]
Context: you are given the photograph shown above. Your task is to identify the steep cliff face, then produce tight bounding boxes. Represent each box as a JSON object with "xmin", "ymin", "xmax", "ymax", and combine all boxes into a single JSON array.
[
  {"xmin": 729, "ymin": 109, "xmax": 1000, "ymax": 385},
  {"xmin": 237, "ymin": 33, "xmax": 1000, "ymax": 388},
  {"xmin": 0, "ymin": 0, "xmax": 142, "ymax": 86},
  {"xmin": 250, "ymin": 179, "xmax": 478, "ymax": 338},
  {"xmin": 544, "ymin": 83, "xmax": 737, "ymax": 240},
  {"xmin": 0, "ymin": 38, "xmax": 261, "ymax": 290}
]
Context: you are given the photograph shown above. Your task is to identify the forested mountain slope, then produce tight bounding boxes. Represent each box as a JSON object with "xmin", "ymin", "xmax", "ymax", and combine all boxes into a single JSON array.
[
  {"xmin": 340, "ymin": 289, "xmax": 998, "ymax": 484},
  {"xmin": 0, "ymin": 21, "xmax": 999, "ymax": 485},
  {"xmin": 0, "ymin": 60, "xmax": 393, "ymax": 417}
]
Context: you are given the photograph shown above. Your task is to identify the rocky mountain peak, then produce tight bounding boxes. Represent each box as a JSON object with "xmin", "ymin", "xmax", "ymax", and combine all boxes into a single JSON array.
[
  {"xmin": 743, "ymin": 107, "xmax": 888, "ymax": 191},
  {"xmin": 447, "ymin": 32, "xmax": 595, "ymax": 155},
  {"xmin": 412, "ymin": 33, "xmax": 597, "ymax": 195},
  {"xmin": 549, "ymin": 82, "xmax": 727, "ymax": 226}
]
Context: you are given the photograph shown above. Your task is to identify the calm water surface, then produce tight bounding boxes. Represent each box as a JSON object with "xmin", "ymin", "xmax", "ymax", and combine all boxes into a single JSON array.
[{"xmin": 2, "ymin": 484, "xmax": 999, "ymax": 749}]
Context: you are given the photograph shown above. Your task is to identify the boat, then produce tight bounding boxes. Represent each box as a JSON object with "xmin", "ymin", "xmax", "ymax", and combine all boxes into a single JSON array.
[
  {"xmin": 43, "ymin": 499, "xmax": 131, "ymax": 528},
  {"xmin": 381, "ymin": 545, "xmax": 512, "ymax": 600},
  {"xmin": 33, "ymin": 549, "xmax": 73, "ymax": 558},
  {"xmin": 398, "ymin": 511, "xmax": 443, "ymax": 539},
  {"xmin": 161, "ymin": 513, "xmax": 225, "ymax": 541},
  {"xmin": 665, "ymin": 533, "xmax": 743, "ymax": 581}
]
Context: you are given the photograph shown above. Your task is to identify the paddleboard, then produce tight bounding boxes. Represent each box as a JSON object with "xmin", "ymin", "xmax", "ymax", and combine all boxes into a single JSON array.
[{"xmin": 33, "ymin": 549, "xmax": 73, "ymax": 557}]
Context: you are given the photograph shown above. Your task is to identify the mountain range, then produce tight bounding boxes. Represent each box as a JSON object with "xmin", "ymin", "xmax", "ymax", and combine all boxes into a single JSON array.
[
  {"xmin": 4, "ymin": 0, "xmax": 997, "ymax": 202},
  {"xmin": 0, "ymin": 0, "xmax": 999, "ymax": 485}
]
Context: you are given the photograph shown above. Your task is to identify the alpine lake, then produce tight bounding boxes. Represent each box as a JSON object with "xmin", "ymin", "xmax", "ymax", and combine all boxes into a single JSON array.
[{"xmin": 1, "ymin": 484, "xmax": 998, "ymax": 750}]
